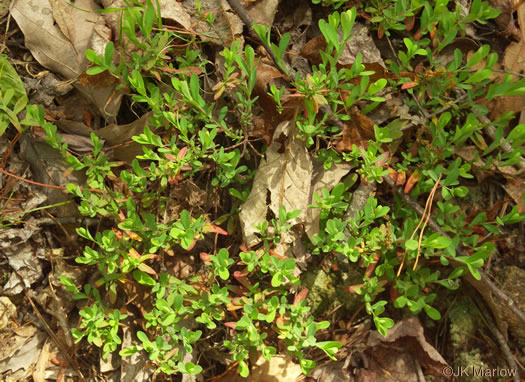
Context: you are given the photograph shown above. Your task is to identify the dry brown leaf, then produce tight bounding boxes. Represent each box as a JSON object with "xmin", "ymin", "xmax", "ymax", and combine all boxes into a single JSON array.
[
  {"xmin": 240, "ymin": 120, "xmax": 313, "ymax": 245},
  {"xmin": 245, "ymin": 0, "xmax": 279, "ymax": 28},
  {"xmin": 456, "ymin": 145, "xmax": 525, "ymax": 207},
  {"xmin": 363, "ymin": 317, "xmax": 448, "ymax": 379},
  {"xmin": 49, "ymin": 0, "xmax": 75, "ymax": 43},
  {"xmin": 503, "ymin": 177, "xmax": 525, "ymax": 213},
  {"xmin": 11, "ymin": 0, "xmax": 100, "ymax": 79},
  {"xmin": 229, "ymin": 354, "xmax": 302, "ymax": 382},
  {"xmin": 156, "ymin": 0, "xmax": 192, "ymax": 30},
  {"xmin": 492, "ymin": 2, "xmax": 525, "ymax": 119},
  {"xmin": 95, "ymin": 112, "xmax": 153, "ymax": 163},
  {"xmin": 487, "ymin": 0, "xmax": 523, "ymax": 40},
  {"xmin": 335, "ymin": 107, "xmax": 376, "ymax": 152},
  {"xmin": 252, "ymin": 61, "xmax": 290, "ymax": 142}
]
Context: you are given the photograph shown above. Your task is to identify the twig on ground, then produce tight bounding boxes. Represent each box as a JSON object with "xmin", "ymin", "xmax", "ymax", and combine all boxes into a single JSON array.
[{"xmin": 0, "ymin": 168, "xmax": 105, "ymax": 194}]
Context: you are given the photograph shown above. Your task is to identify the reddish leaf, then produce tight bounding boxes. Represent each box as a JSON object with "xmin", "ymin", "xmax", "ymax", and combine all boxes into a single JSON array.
[
  {"xmin": 129, "ymin": 248, "xmax": 140, "ymax": 259},
  {"xmin": 405, "ymin": 15, "xmax": 416, "ymax": 31},
  {"xmin": 151, "ymin": 70, "xmax": 161, "ymax": 82},
  {"xmin": 204, "ymin": 224, "xmax": 228, "ymax": 235},
  {"xmin": 268, "ymin": 249, "xmax": 285, "ymax": 260},
  {"xmin": 233, "ymin": 271, "xmax": 252, "ymax": 289},
  {"xmin": 378, "ymin": 24, "xmax": 384, "ymax": 39},
  {"xmin": 224, "ymin": 322, "xmax": 237, "ymax": 329},
  {"xmin": 404, "ymin": 170, "xmax": 421, "ymax": 194},
  {"xmin": 364, "ymin": 253, "xmax": 380, "ymax": 278},
  {"xmin": 165, "ymin": 153, "xmax": 177, "ymax": 162},
  {"xmin": 401, "ymin": 81, "xmax": 418, "ymax": 90},
  {"xmin": 293, "ymin": 288, "xmax": 309, "ymax": 306},
  {"xmin": 177, "ymin": 146, "xmax": 188, "ymax": 160},
  {"xmin": 396, "ymin": 170, "xmax": 406, "ymax": 187},
  {"xmin": 186, "ymin": 240, "xmax": 197, "ymax": 251},
  {"xmin": 200, "ymin": 252, "xmax": 211, "ymax": 262},
  {"xmin": 346, "ymin": 284, "xmax": 364, "ymax": 293},
  {"xmin": 388, "ymin": 168, "xmax": 399, "ymax": 184}
]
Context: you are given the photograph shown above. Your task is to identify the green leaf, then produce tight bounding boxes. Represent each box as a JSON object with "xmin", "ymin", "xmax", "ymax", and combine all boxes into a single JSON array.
[
  {"xmin": 424, "ymin": 234, "xmax": 452, "ymax": 249},
  {"xmin": 133, "ymin": 270, "xmax": 155, "ymax": 286},
  {"xmin": 0, "ymin": 54, "xmax": 28, "ymax": 134},
  {"xmin": 104, "ymin": 42, "xmax": 114, "ymax": 67},
  {"xmin": 119, "ymin": 346, "xmax": 139, "ymax": 356},
  {"xmin": 86, "ymin": 66, "xmax": 108, "ymax": 75},
  {"xmin": 405, "ymin": 239, "xmax": 418, "ymax": 250},
  {"xmin": 466, "ymin": 69, "xmax": 492, "ymax": 84},
  {"xmin": 239, "ymin": 360, "xmax": 249, "ymax": 377},
  {"xmin": 316, "ymin": 341, "xmax": 342, "ymax": 360},
  {"xmin": 271, "ymin": 273, "xmax": 283, "ymax": 287},
  {"xmin": 218, "ymin": 268, "xmax": 230, "ymax": 280},
  {"xmin": 318, "ymin": 19, "xmax": 339, "ymax": 49},
  {"xmin": 136, "ymin": 331, "xmax": 150, "ymax": 344},
  {"xmin": 184, "ymin": 362, "xmax": 203, "ymax": 375},
  {"xmin": 424, "ymin": 305, "xmax": 441, "ymax": 320}
]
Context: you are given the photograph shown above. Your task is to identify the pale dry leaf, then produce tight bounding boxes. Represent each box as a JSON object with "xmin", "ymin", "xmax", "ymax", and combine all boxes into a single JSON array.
[
  {"xmin": 2, "ymin": 245, "xmax": 43, "ymax": 295},
  {"xmin": 120, "ymin": 327, "xmax": 154, "ymax": 382},
  {"xmin": 229, "ymin": 354, "xmax": 302, "ymax": 382},
  {"xmin": 240, "ymin": 121, "xmax": 313, "ymax": 245},
  {"xmin": 11, "ymin": 0, "xmax": 123, "ymax": 119},
  {"xmin": 245, "ymin": 0, "xmax": 279, "ymax": 28},
  {"xmin": 493, "ymin": 2, "xmax": 525, "ymax": 118},
  {"xmin": 0, "ymin": 297, "xmax": 16, "ymax": 331},
  {"xmin": 366, "ymin": 317, "xmax": 448, "ymax": 377},
  {"xmin": 339, "ymin": 22, "xmax": 384, "ymax": 66},
  {"xmin": 32, "ymin": 339, "xmax": 52, "ymax": 382},
  {"xmin": 11, "ymin": 0, "xmax": 100, "ymax": 79},
  {"xmin": 183, "ymin": 0, "xmax": 243, "ymax": 47},
  {"xmin": 49, "ymin": 0, "xmax": 76, "ymax": 43},
  {"xmin": 0, "ymin": 329, "xmax": 46, "ymax": 374},
  {"xmin": 0, "ymin": 326, "xmax": 37, "ymax": 362},
  {"xmin": 157, "ymin": 0, "xmax": 192, "ymax": 30}
]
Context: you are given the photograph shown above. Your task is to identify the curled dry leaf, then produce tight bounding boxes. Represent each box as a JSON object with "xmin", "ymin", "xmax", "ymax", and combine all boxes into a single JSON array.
[{"xmin": 361, "ymin": 317, "xmax": 448, "ymax": 380}]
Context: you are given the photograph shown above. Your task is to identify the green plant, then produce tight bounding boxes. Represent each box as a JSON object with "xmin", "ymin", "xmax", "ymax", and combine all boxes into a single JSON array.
[
  {"xmin": 0, "ymin": 54, "xmax": 28, "ymax": 135},
  {"xmin": 22, "ymin": 0, "xmax": 525, "ymax": 378}
]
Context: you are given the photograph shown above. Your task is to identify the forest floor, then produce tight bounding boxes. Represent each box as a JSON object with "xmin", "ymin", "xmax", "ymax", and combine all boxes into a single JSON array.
[{"xmin": 1, "ymin": 0, "xmax": 525, "ymax": 381}]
